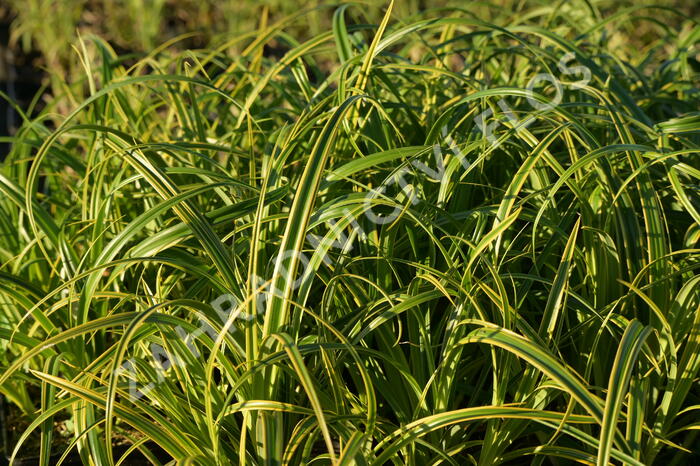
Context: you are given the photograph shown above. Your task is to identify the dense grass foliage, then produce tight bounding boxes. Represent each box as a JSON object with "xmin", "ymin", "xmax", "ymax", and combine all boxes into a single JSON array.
[{"xmin": 1, "ymin": 1, "xmax": 699, "ymax": 464}]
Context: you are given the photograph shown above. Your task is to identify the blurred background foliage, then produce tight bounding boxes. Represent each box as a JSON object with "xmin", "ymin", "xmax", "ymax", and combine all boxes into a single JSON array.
[{"xmin": 1, "ymin": 1, "xmax": 698, "ymax": 85}]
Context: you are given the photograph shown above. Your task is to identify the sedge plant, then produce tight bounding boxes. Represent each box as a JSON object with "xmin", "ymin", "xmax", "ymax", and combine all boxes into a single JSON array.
[{"xmin": 1, "ymin": 1, "xmax": 699, "ymax": 464}]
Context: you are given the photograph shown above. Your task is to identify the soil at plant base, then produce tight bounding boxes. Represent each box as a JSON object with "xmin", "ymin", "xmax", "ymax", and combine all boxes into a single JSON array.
[{"xmin": 2, "ymin": 402, "xmax": 170, "ymax": 465}]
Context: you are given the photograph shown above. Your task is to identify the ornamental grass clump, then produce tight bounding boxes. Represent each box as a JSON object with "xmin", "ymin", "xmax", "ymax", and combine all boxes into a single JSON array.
[{"xmin": 1, "ymin": 1, "xmax": 699, "ymax": 464}]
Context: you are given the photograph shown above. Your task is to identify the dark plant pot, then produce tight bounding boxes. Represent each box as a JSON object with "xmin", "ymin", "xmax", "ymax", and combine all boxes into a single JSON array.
[{"xmin": 0, "ymin": 16, "xmax": 44, "ymax": 161}]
